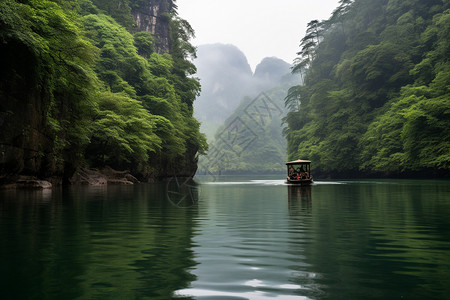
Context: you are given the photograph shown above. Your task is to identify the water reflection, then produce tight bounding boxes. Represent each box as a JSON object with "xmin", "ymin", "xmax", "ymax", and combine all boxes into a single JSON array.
[
  {"xmin": 287, "ymin": 180, "xmax": 450, "ymax": 300},
  {"xmin": 0, "ymin": 185, "xmax": 198, "ymax": 300},
  {"xmin": 176, "ymin": 181, "xmax": 315, "ymax": 299},
  {"xmin": 166, "ymin": 177, "xmax": 200, "ymax": 209},
  {"xmin": 288, "ymin": 185, "xmax": 312, "ymax": 213},
  {"xmin": 1, "ymin": 179, "xmax": 450, "ymax": 300}
]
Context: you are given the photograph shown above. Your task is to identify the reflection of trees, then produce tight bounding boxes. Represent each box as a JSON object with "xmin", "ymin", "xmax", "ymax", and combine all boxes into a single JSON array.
[
  {"xmin": 0, "ymin": 185, "xmax": 198, "ymax": 300},
  {"xmin": 287, "ymin": 181, "xmax": 450, "ymax": 300},
  {"xmin": 286, "ymin": 185, "xmax": 323, "ymax": 299},
  {"xmin": 288, "ymin": 185, "xmax": 312, "ymax": 214},
  {"xmin": 166, "ymin": 177, "xmax": 200, "ymax": 208}
]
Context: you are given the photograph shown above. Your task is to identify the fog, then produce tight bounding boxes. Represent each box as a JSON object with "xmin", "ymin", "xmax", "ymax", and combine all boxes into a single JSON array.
[
  {"xmin": 178, "ymin": 0, "xmax": 340, "ymax": 71},
  {"xmin": 193, "ymin": 44, "xmax": 292, "ymax": 139},
  {"xmin": 177, "ymin": 0, "xmax": 340, "ymax": 139},
  {"xmin": 176, "ymin": 0, "xmax": 339, "ymax": 173}
]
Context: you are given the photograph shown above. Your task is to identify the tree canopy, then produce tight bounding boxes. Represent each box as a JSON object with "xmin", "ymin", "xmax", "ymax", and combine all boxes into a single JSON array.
[
  {"xmin": 285, "ymin": 0, "xmax": 450, "ymax": 177},
  {"xmin": 0, "ymin": 0, "xmax": 206, "ymax": 181}
]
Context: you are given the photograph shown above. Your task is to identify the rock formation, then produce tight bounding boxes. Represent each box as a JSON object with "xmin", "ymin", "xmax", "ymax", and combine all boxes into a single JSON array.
[{"xmin": 132, "ymin": 0, "xmax": 175, "ymax": 53}]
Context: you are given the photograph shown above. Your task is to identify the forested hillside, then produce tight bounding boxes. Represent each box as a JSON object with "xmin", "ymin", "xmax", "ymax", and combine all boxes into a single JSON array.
[
  {"xmin": 0, "ymin": 0, "xmax": 206, "ymax": 184},
  {"xmin": 284, "ymin": 0, "xmax": 450, "ymax": 177}
]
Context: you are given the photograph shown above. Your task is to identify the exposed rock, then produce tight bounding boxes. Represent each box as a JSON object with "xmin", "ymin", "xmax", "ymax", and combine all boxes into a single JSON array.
[
  {"xmin": 0, "ymin": 175, "xmax": 52, "ymax": 190},
  {"xmin": 125, "ymin": 173, "xmax": 140, "ymax": 183},
  {"xmin": 70, "ymin": 169, "xmax": 107, "ymax": 186},
  {"xmin": 132, "ymin": 0, "xmax": 173, "ymax": 53},
  {"xmin": 107, "ymin": 178, "xmax": 134, "ymax": 185},
  {"xmin": 0, "ymin": 40, "xmax": 58, "ymax": 180},
  {"xmin": 70, "ymin": 167, "xmax": 139, "ymax": 186},
  {"xmin": 16, "ymin": 179, "xmax": 52, "ymax": 189}
]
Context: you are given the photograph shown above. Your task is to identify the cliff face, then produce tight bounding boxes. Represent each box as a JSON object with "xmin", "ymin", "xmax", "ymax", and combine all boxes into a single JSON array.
[
  {"xmin": 132, "ymin": 0, "xmax": 174, "ymax": 53},
  {"xmin": 0, "ymin": 40, "xmax": 58, "ymax": 184},
  {"xmin": 0, "ymin": 0, "xmax": 202, "ymax": 187},
  {"xmin": 132, "ymin": 0, "xmax": 201, "ymax": 181}
]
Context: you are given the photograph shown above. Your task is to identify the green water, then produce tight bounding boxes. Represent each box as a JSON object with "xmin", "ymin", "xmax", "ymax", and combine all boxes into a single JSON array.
[{"xmin": 1, "ymin": 178, "xmax": 449, "ymax": 299}]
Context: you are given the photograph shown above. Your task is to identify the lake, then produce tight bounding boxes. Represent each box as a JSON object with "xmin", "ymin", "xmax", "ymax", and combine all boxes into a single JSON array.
[{"xmin": 1, "ymin": 177, "xmax": 449, "ymax": 299}]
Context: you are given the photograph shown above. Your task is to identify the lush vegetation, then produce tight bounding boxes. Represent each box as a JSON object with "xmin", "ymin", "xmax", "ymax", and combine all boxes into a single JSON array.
[
  {"xmin": 0, "ymin": 0, "xmax": 206, "ymax": 180},
  {"xmin": 284, "ymin": 0, "xmax": 450, "ymax": 177}
]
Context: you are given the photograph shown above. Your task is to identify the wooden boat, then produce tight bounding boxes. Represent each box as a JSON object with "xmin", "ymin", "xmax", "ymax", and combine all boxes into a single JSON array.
[{"xmin": 286, "ymin": 159, "xmax": 313, "ymax": 185}]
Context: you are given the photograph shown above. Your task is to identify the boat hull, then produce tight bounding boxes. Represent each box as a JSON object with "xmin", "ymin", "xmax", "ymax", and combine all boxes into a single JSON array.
[{"xmin": 285, "ymin": 178, "xmax": 313, "ymax": 185}]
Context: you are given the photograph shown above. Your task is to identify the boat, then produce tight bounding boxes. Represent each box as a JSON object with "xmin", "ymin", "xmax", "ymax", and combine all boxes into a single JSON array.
[{"xmin": 286, "ymin": 159, "xmax": 313, "ymax": 185}]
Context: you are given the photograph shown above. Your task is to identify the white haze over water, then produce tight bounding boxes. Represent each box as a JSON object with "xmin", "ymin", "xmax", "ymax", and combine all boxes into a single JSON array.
[{"xmin": 177, "ymin": 0, "xmax": 340, "ymax": 71}]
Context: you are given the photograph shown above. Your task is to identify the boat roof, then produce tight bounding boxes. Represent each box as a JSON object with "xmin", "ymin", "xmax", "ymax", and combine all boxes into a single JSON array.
[{"xmin": 286, "ymin": 159, "xmax": 311, "ymax": 165}]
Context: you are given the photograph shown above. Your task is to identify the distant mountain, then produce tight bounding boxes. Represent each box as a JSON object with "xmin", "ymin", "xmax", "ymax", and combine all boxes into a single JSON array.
[
  {"xmin": 193, "ymin": 44, "xmax": 254, "ymax": 138},
  {"xmin": 197, "ymin": 73, "xmax": 301, "ymax": 176},
  {"xmin": 193, "ymin": 46, "xmax": 301, "ymax": 176},
  {"xmin": 193, "ymin": 44, "xmax": 293, "ymax": 139},
  {"xmin": 253, "ymin": 57, "xmax": 291, "ymax": 89}
]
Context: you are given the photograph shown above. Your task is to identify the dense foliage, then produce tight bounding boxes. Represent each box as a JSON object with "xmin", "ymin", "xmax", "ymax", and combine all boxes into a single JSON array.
[
  {"xmin": 0, "ymin": 0, "xmax": 206, "ymax": 180},
  {"xmin": 284, "ymin": 0, "xmax": 450, "ymax": 177}
]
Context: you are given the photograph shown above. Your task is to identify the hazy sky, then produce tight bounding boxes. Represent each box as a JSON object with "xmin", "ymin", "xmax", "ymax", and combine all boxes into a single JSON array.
[{"xmin": 177, "ymin": 0, "xmax": 340, "ymax": 71}]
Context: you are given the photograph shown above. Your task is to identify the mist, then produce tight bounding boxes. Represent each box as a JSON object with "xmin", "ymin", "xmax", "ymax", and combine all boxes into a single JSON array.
[{"xmin": 193, "ymin": 43, "xmax": 292, "ymax": 139}]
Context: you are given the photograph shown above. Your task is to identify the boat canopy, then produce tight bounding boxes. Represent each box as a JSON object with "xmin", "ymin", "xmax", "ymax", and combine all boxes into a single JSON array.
[
  {"xmin": 286, "ymin": 159, "xmax": 312, "ymax": 184},
  {"xmin": 286, "ymin": 159, "xmax": 311, "ymax": 165}
]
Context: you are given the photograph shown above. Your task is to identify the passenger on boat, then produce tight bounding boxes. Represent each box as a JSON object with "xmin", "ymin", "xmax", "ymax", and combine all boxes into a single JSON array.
[{"xmin": 288, "ymin": 166, "xmax": 295, "ymax": 177}]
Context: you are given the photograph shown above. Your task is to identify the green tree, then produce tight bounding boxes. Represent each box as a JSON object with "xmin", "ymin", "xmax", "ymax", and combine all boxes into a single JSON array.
[
  {"xmin": 0, "ymin": 0, "xmax": 99, "ymax": 177},
  {"xmin": 91, "ymin": 0, "xmax": 135, "ymax": 28},
  {"xmin": 285, "ymin": 0, "xmax": 450, "ymax": 177},
  {"xmin": 87, "ymin": 92, "xmax": 161, "ymax": 169},
  {"xmin": 1, "ymin": 0, "xmax": 207, "ymax": 181}
]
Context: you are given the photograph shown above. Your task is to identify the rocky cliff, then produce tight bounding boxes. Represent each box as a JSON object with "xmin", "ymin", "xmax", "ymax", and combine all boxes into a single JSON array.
[
  {"xmin": 0, "ymin": 37, "xmax": 59, "ymax": 186},
  {"xmin": 132, "ymin": 0, "xmax": 174, "ymax": 53},
  {"xmin": 0, "ymin": 0, "xmax": 202, "ymax": 187}
]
